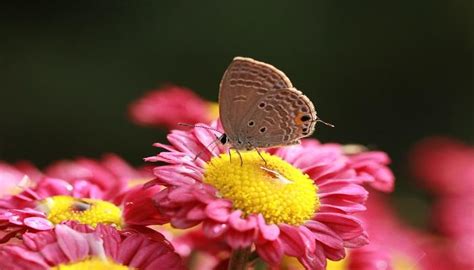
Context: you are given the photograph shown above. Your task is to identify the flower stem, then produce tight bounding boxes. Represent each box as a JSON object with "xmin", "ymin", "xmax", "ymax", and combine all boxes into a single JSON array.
[{"xmin": 228, "ymin": 247, "xmax": 252, "ymax": 270}]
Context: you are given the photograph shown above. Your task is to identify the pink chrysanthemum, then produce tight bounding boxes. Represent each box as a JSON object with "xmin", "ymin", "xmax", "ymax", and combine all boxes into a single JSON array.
[
  {"xmin": 146, "ymin": 123, "xmax": 384, "ymax": 269},
  {"xmin": 0, "ymin": 155, "xmax": 159, "ymax": 243},
  {"xmin": 431, "ymin": 196, "xmax": 474, "ymax": 269},
  {"xmin": 409, "ymin": 136, "xmax": 474, "ymax": 196},
  {"xmin": 350, "ymin": 192, "xmax": 449, "ymax": 270},
  {"xmin": 128, "ymin": 85, "xmax": 219, "ymax": 129},
  {"xmin": 0, "ymin": 222, "xmax": 184, "ymax": 270}
]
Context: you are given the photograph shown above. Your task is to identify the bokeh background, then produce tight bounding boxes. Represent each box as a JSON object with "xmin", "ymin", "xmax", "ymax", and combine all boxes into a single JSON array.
[{"xmin": 0, "ymin": 1, "xmax": 472, "ymax": 226}]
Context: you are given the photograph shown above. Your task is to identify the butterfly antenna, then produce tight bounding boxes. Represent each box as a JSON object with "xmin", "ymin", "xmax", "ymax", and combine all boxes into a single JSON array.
[
  {"xmin": 316, "ymin": 118, "xmax": 335, "ymax": 128},
  {"xmin": 178, "ymin": 123, "xmax": 224, "ymax": 134},
  {"xmin": 192, "ymin": 135, "xmax": 223, "ymax": 161}
]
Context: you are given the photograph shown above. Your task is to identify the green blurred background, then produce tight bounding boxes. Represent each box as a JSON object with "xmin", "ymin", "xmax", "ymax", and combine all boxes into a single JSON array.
[{"xmin": 0, "ymin": 1, "xmax": 472, "ymax": 224}]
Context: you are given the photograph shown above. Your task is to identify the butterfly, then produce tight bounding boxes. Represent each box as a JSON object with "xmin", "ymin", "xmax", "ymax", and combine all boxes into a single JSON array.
[{"xmin": 218, "ymin": 57, "xmax": 331, "ymax": 154}]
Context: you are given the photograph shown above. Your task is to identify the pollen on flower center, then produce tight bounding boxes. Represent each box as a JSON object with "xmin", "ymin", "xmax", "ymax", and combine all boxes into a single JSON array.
[
  {"xmin": 37, "ymin": 195, "xmax": 122, "ymax": 228},
  {"xmin": 204, "ymin": 151, "xmax": 319, "ymax": 225},
  {"xmin": 52, "ymin": 257, "xmax": 129, "ymax": 270}
]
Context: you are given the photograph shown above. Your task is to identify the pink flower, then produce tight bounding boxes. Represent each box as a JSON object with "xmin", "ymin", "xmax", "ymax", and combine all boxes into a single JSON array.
[
  {"xmin": 0, "ymin": 155, "xmax": 160, "ymax": 243},
  {"xmin": 44, "ymin": 154, "xmax": 150, "ymax": 200},
  {"xmin": 350, "ymin": 192, "xmax": 448, "ymax": 270},
  {"xmin": 431, "ymin": 196, "xmax": 474, "ymax": 268},
  {"xmin": 146, "ymin": 123, "xmax": 387, "ymax": 269},
  {"xmin": 0, "ymin": 222, "xmax": 185, "ymax": 270},
  {"xmin": 409, "ymin": 137, "xmax": 474, "ymax": 196},
  {"xmin": 128, "ymin": 85, "xmax": 218, "ymax": 130}
]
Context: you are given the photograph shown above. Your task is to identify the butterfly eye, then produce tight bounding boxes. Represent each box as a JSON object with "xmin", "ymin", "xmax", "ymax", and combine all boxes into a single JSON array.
[
  {"xmin": 259, "ymin": 127, "xmax": 267, "ymax": 133},
  {"xmin": 219, "ymin": 134, "xmax": 229, "ymax": 144},
  {"xmin": 300, "ymin": 115, "xmax": 311, "ymax": 122},
  {"xmin": 248, "ymin": 121, "xmax": 255, "ymax": 127}
]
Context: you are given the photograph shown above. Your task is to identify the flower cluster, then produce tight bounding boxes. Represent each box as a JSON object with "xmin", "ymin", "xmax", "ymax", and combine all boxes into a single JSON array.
[
  {"xmin": 410, "ymin": 137, "xmax": 474, "ymax": 269},
  {"xmin": 1, "ymin": 85, "xmax": 467, "ymax": 270}
]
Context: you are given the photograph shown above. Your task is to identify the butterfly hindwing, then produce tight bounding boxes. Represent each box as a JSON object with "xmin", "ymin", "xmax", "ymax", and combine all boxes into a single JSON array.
[{"xmin": 239, "ymin": 87, "xmax": 317, "ymax": 148}]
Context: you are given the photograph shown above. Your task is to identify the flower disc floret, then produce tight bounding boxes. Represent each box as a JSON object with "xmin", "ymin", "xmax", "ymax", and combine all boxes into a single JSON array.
[
  {"xmin": 204, "ymin": 151, "xmax": 318, "ymax": 225},
  {"xmin": 38, "ymin": 195, "xmax": 122, "ymax": 227}
]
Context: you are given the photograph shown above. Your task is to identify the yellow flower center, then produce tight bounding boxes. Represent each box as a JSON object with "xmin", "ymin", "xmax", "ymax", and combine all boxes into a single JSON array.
[
  {"xmin": 326, "ymin": 258, "xmax": 348, "ymax": 270},
  {"xmin": 38, "ymin": 195, "xmax": 122, "ymax": 228},
  {"xmin": 204, "ymin": 151, "xmax": 318, "ymax": 225},
  {"xmin": 52, "ymin": 257, "xmax": 130, "ymax": 270}
]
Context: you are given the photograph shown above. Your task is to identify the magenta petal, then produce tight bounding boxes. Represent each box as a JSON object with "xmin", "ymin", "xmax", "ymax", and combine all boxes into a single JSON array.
[
  {"xmin": 257, "ymin": 214, "xmax": 280, "ymax": 241},
  {"xmin": 23, "ymin": 217, "xmax": 54, "ymax": 230},
  {"xmin": 279, "ymin": 225, "xmax": 306, "ymax": 257},
  {"xmin": 55, "ymin": 225, "xmax": 90, "ymax": 261},
  {"xmin": 8, "ymin": 215, "xmax": 23, "ymax": 225},
  {"xmin": 305, "ymin": 220, "xmax": 343, "ymax": 250},
  {"xmin": 202, "ymin": 220, "xmax": 228, "ymax": 238},
  {"xmin": 314, "ymin": 213, "xmax": 364, "ymax": 242},
  {"xmin": 256, "ymin": 239, "xmax": 284, "ymax": 266},
  {"xmin": 228, "ymin": 211, "xmax": 256, "ymax": 232},
  {"xmin": 186, "ymin": 205, "xmax": 207, "ymax": 220},
  {"xmin": 226, "ymin": 229, "xmax": 255, "ymax": 249},
  {"xmin": 205, "ymin": 200, "xmax": 231, "ymax": 222},
  {"xmin": 298, "ymin": 244, "xmax": 326, "ymax": 270}
]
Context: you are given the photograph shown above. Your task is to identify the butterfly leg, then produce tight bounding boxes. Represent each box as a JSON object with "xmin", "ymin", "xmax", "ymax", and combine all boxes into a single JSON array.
[
  {"xmin": 236, "ymin": 149, "xmax": 243, "ymax": 166},
  {"xmin": 254, "ymin": 147, "xmax": 268, "ymax": 167}
]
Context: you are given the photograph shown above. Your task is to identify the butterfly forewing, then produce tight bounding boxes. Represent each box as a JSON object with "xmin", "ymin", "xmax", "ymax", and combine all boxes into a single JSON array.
[{"xmin": 219, "ymin": 57, "xmax": 293, "ymax": 141}]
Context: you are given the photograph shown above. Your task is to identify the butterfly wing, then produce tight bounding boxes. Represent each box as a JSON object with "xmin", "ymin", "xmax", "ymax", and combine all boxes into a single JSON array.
[
  {"xmin": 241, "ymin": 87, "xmax": 317, "ymax": 148},
  {"xmin": 218, "ymin": 57, "xmax": 293, "ymax": 140}
]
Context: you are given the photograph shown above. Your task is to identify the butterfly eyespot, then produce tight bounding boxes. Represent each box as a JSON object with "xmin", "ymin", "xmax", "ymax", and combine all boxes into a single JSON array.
[
  {"xmin": 300, "ymin": 115, "xmax": 311, "ymax": 122},
  {"xmin": 248, "ymin": 120, "xmax": 255, "ymax": 127},
  {"xmin": 302, "ymin": 128, "xmax": 308, "ymax": 133},
  {"xmin": 264, "ymin": 105, "xmax": 274, "ymax": 112},
  {"xmin": 258, "ymin": 102, "xmax": 266, "ymax": 108},
  {"xmin": 297, "ymin": 100, "xmax": 304, "ymax": 105},
  {"xmin": 301, "ymin": 107, "xmax": 308, "ymax": 112},
  {"xmin": 259, "ymin": 127, "xmax": 267, "ymax": 133}
]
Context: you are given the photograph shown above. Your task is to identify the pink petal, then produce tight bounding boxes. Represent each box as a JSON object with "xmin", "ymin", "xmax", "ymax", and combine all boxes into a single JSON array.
[
  {"xmin": 167, "ymin": 187, "xmax": 197, "ymax": 203},
  {"xmin": 23, "ymin": 217, "xmax": 54, "ymax": 230},
  {"xmin": 55, "ymin": 225, "xmax": 90, "ymax": 261},
  {"xmin": 186, "ymin": 205, "xmax": 207, "ymax": 220},
  {"xmin": 202, "ymin": 220, "xmax": 228, "ymax": 238},
  {"xmin": 256, "ymin": 239, "xmax": 284, "ymax": 266},
  {"xmin": 305, "ymin": 220, "xmax": 344, "ymax": 250},
  {"xmin": 205, "ymin": 200, "xmax": 231, "ymax": 222},
  {"xmin": 314, "ymin": 213, "xmax": 364, "ymax": 242},
  {"xmin": 226, "ymin": 229, "xmax": 255, "ymax": 249},
  {"xmin": 279, "ymin": 225, "xmax": 306, "ymax": 257},
  {"xmin": 228, "ymin": 211, "xmax": 257, "ymax": 232},
  {"xmin": 257, "ymin": 214, "xmax": 280, "ymax": 241}
]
